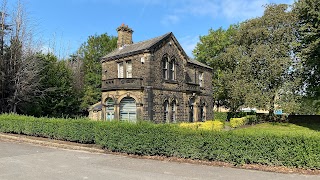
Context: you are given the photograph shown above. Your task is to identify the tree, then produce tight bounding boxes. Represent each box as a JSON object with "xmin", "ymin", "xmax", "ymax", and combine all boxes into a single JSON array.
[
  {"xmin": 194, "ymin": 4, "xmax": 301, "ymax": 117},
  {"xmin": 294, "ymin": 0, "xmax": 320, "ymax": 112},
  {"xmin": 77, "ymin": 33, "xmax": 117, "ymax": 110},
  {"xmin": 0, "ymin": 0, "xmax": 42, "ymax": 113},
  {"xmin": 235, "ymin": 4, "xmax": 301, "ymax": 116},
  {"xmin": 23, "ymin": 53, "xmax": 81, "ymax": 117},
  {"xmin": 193, "ymin": 25, "xmax": 240, "ymax": 111}
]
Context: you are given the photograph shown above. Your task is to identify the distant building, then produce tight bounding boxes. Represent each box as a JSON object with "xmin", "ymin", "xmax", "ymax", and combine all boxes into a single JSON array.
[{"xmin": 89, "ymin": 24, "xmax": 213, "ymax": 123}]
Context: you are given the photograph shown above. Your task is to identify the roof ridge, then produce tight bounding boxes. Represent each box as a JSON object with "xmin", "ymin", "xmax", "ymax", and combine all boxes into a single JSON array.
[
  {"xmin": 126, "ymin": 32, "xmax": 171, "ymax": 47},
  {"xmin": 102, "ymin": 32, "xmax": 172, "ymax": 60}
]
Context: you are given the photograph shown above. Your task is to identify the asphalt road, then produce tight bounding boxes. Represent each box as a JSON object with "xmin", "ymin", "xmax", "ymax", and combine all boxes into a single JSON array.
[{"xmin": 0, "ymin": 140, "xmax": 319, "ymax": 180}]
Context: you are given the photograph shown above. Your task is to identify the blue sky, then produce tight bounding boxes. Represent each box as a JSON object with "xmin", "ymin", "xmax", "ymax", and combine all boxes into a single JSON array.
[{"xmin": 10, "ymin": 0, "xmax": 294, "ymax": 58}]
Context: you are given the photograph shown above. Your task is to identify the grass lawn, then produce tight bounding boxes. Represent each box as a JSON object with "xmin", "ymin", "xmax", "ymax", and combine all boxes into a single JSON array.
[{"xmin": 233, "ymin": 122, "xmax": 320, "ymax": 137}]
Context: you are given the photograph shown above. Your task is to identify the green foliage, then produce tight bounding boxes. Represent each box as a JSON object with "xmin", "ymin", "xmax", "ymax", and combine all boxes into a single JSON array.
[
  {"xmin": 194, "ymin": 4, "xmax": 303, "ymax": 115},
  {"xmin": 294, "ymin": 0, "xmax": 320, "ymax": 101},
  {"xmin": 22, "ymin": 53, "xmax": 81, "ymax": 117},
  {"xmin": 193, "ymin": 25, "xmax": 240, "ymax": 111},
  {"xmin": 214, "ymin": 112, "xmax": 228, "ymax": 122},
  {"xmin": 1, "ymin": 114, "xmax": 320, "ymax": 169},
  {"xmin": 179, "ymin": 120, "xmax": 224, "ymax": 131},
  {"xmin": 77, "ymin": 33, "xmax": 117, "ymax": 110},
  {"xmin": 230, "ymin": 117, "xmax": 248, "ymax": 128},
  {"xmin": 0, "ymin": 114, "xmax": 94, "ymax": 143}
]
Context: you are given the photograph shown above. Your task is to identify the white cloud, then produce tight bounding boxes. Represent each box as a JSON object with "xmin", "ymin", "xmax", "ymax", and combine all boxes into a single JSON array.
[
  {"xmin": 158, "ymin": 0, "xmax": 295, "ymax": 26},
  {"xmin": 221, "ymin": 0, "xmax": 269, "ymax": 21},
  {"xmin": 178, "ymin": 35, "xmax": 199, "ymax": 57},
  {"xmin": 161, "ymin": 15, "xmax": 180, "ymax": 26}
]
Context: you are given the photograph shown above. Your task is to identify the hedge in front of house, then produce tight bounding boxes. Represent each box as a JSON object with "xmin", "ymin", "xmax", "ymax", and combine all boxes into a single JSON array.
[
  {"xmin": 214, "ymin": 111, "xmax": 228, "ymax": 122},
  {"xmin": 0, "ymin": 114, "xmax": 319, "ymax": 169},
  {"xmin": 0, "ymin": 114, "xmax": 95, "ymax": 143}
]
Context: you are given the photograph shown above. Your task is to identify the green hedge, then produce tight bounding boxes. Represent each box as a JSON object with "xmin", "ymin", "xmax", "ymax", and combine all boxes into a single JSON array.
[
  {"xmin": 214, "ymin": 112, "xmax": 228, "ymax": 121},
  {"xmin": 0, "ymin": 114, "xmax": 319, "ymax": 169}
]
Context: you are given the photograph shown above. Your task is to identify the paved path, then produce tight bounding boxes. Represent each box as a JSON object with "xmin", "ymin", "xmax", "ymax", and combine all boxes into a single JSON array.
[{"xmin": 0, "ymin": 140, "xmax": 319, "ymax": 180}]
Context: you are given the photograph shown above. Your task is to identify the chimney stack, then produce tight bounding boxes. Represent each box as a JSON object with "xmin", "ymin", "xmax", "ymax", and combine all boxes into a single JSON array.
[{"xmin": 116, "ymin": 24, "xmax": 133, "ymax": 48}]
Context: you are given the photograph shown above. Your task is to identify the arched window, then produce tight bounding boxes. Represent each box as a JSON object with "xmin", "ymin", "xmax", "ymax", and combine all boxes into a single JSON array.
[
  {"xmin": 169, "ymin": 59, "xmax": 175, "ymax": 80},
  {"xmin": 171, "ymin": 100, "xmax": 176, "ymax": 123},
  {"xmin": 105, "ymin": 98, "xmax": 115, "ymax": 121},
  {"xmin": 164, "ymin": 100, "xmax": 169, "ymax": 123},
  {"xmin": 120, "ymin": 97, "xmax": 136, "ymax": 122},
  {"xmin": 162, "ymin": 55, "xmax": 169, "ymax": 80},
  {"xmin": 200, "ymin": 103, "xmax": 206, "ymax": 122},
  {"xmin": 189, "ymin": 98, "xmax": 195, "ymax": 122}
]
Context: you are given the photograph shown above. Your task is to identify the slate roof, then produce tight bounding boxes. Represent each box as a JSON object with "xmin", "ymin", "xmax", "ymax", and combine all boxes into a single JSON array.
[
  {"xmin": 89, "ymin": 102, "xmax": 102, "ymax": 111},
  {"xmin": 102, "ymin": 32, "xmax": 212, "ymax": 70},
  {"xmin": 103, "ymin": 32, "xmax": 171, "ymax": 60},
  {"xmin": 187, "ymin": 58, "xmax": 212, "ymax": 69}
]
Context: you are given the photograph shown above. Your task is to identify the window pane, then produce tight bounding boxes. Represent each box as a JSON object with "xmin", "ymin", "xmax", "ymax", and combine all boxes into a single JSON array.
[
  {"xmin": 120, "ymin": 97, "xmax": 136, "ymax": 122},
  {"xmin": 163, "ymin": 60, "xmax": 168, "ymax": 79},
  {"xmin": 106, "ymin": 98, "xmax": 114, "ymax": 121},
  {"xmin": 199, "ymin": 72, "xmax": 203, "ymax": 87},
  {"xmin": 126, "ymin": 61, "xmax": 132, "ymax": 78},
  {"xmin": 118, "ymin": 62, "xmax": 124, "ymax": 78},
  {"xmin": 171, "ymin": 101, "xmax": 176, "ymax": 123}
]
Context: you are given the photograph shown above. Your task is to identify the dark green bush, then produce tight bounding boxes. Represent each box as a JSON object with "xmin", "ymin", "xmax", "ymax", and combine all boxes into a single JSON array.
[
  {"xmin": 0, "ymin": 113, "xmax": 319, "ymax": 169},
  {"xmin": 214, "ymin": 112, "xmax": 228, "ymax": 122}
]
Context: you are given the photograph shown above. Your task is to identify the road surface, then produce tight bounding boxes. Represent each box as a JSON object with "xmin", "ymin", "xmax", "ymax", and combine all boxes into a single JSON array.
[{"xmin": 0, "ymin": 139, "xmax": 319, "ymax": 180}]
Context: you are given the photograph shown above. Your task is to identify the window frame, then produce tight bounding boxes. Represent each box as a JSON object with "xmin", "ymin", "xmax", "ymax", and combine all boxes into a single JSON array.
[
  {"xmin": 171, "ymin": 100, "xmax": 176, "ymax": 123},
  {"xmin": 199, "ymin": 72, "xmax": 204, "ymax": 87},
  {"xmin": 126, "ymin": 60, "xmax": 132, "ymax": 78},
  {"xmin": 164, "ymin": 100, "xmax": 169, "ymax": 123},
  {"xmin": 118, "ymin": 62, "xmax": 124, "ymax": 78}
]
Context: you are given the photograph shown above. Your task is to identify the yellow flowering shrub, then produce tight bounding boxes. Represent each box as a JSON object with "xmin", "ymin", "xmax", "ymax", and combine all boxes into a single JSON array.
[
  {"xmin": 179, "ymin": 120, "xmax": 224, "ymax": 131},
  {"xmin": 179, "ymin": 122, "xmax": 202, "ymax": 130},
  {"xmin": 230, "ymin": 117, "xmax": 247, "ymax": 128}
]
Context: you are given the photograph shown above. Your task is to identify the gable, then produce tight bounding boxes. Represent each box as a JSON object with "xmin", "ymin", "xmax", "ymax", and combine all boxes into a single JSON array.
[{"xmin": 102, "ymin": 31, "xmax": 212, "ymax": 70}]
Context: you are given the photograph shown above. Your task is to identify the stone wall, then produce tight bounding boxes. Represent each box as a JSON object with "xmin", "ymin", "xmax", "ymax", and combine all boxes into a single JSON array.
[{"xmin": 100, "ymin": 33, "xmax": 213, "ymax": 122}]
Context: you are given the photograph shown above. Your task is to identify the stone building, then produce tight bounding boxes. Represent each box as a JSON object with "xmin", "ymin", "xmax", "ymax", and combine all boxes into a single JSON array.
[{"xmin": 90, "ymin": 24, "xmax": 213, "ymax": 123}]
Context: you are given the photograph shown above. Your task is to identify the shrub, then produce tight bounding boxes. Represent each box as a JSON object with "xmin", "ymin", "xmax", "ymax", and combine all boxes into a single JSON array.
[
  {"xmin": 230, "ymin": 117, "xmax": 248, "ymax": 128},
  {"xmin": 179, "ymin": 122, "xmax": 202, "ymax": 130},
  {"xmin": 0, "ymin": 114, "xmax": 319, "ymax": 169},
  {"xmin": 246, "ymin": 115, "xmax": 258, "ymax": 125},
  {"xmin": 179, "ymin": 120, "xmax": 224, "ymax": 131},
  {"xmin": 198, "ymin": 120, "xmax": 224, "ymax": 131},
  {"xmin": 214, "ymin": 112, "xmax": 228, "ymax": 121}
]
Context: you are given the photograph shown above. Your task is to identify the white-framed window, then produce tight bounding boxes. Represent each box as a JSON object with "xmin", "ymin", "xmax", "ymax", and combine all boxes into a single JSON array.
[
  {"xmin": 119, "ymin": 97, "xmax": 136, "ymax": 122},
  {"xmin": 200, "ymin": 104, "xmax": 206, "ymax": 122},
  {"xmin": 163, "ymin": 58, "xmax": 168, "ymax": 80},
  {"xmin": 164, "ymin": 100, "xmax": 169, "ymax": 123},
  {"xmin": 118, "ymin": 62, "xmax": 124, "ymax": 78},
  {"xmin": 169, "ymin": 60, "xmax": 175, "ymax": 80},
  {"xmin": 126, "ymin": 60, "xmax": 132, "ymax": 78},
  {"xmin": 171, "ymin": 100, "xmax": 176, "ymax": 123},
  {"xmin": 118, "ymin": 61, "xmax": 132, "ymax": 78},
  {"xmin": 105, "ymin": 98, "xmax": 114, "ymax": 121},
  {"xmin": 199, "ymin": 72, "xmax": 203, "ymax": 87}
]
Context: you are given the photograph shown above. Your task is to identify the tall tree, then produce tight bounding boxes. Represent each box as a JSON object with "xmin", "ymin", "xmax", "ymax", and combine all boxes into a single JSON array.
[
  {"xmin": 23, "ymin": 53, "xmax": 82, "ymax": 117},
  {"xmin": 235, "ymin": 4, "xmax": 301, "ymax": 116},
  {"xmin": 193, "ymin": 25, "xmax": 239, "ymax": 111},
  {"xmin": 0, "ymin": 0, "xmax": 41, "ymax": 113},
  {"xmin": 77, "ymin": 33, "xmax": 117, "ymax": 110},
  {"xmin": 294, "ymin": 0, "xmax": 320, "ymax": 112}
]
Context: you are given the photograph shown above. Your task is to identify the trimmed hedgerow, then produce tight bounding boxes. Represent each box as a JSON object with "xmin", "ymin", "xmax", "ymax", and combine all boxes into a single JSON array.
[
  {"xmin": 0, "ymin": 113, "xmax": 319, "ymax": 169},
  {"xmin": 214, "ymin": 111, "xmax": 228, "ymax": 120}
]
